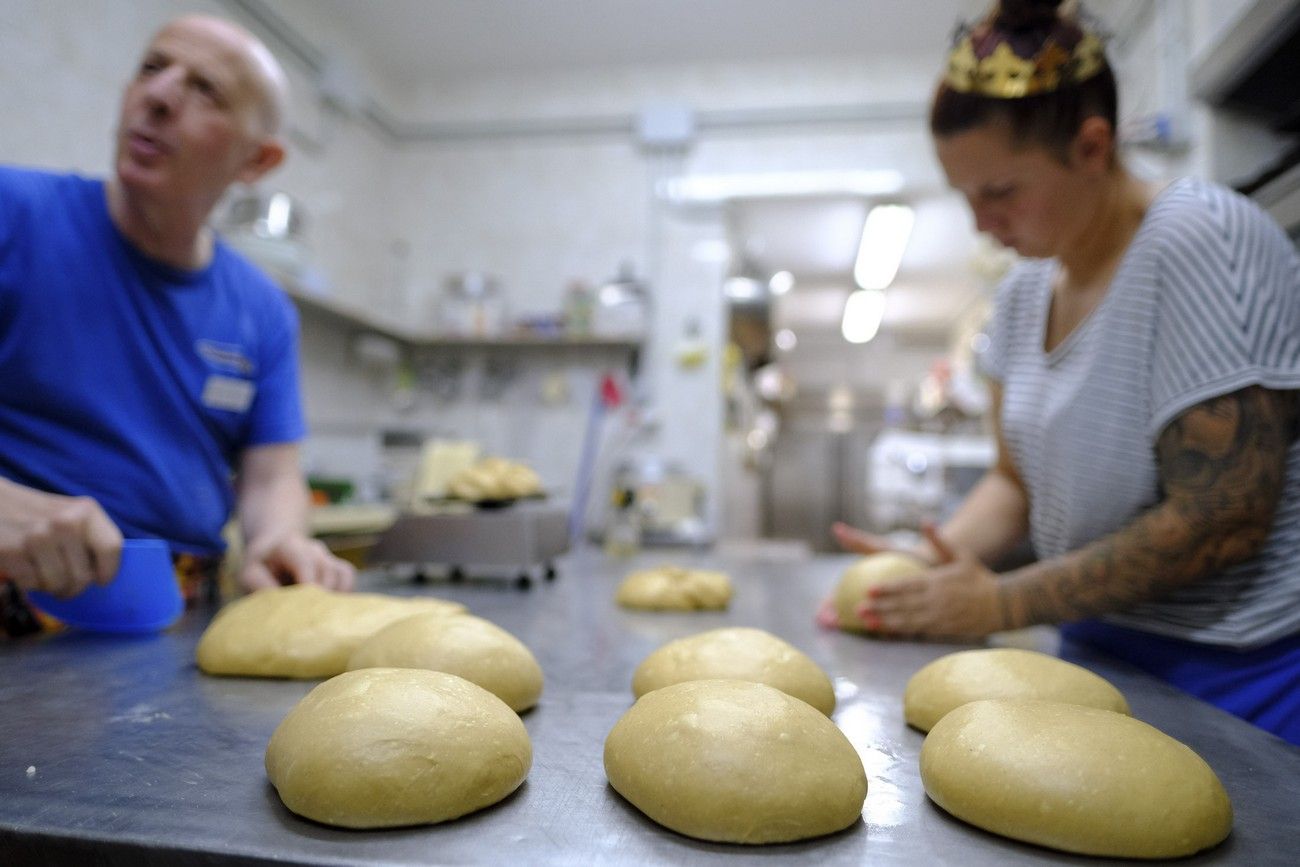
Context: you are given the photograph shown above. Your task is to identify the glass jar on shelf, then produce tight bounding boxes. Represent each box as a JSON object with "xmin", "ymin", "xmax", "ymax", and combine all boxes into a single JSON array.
[{"xmin": 438, "ymin": 271, "xmax": 506, "ymax": 337}]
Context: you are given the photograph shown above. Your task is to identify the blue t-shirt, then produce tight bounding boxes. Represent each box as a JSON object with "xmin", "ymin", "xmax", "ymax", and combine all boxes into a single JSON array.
[{"xmin": 0, "ymin": 166, "xmax": 305, "ymax": 555}]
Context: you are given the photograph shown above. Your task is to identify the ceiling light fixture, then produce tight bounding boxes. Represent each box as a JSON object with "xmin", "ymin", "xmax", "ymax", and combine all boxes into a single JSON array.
[
  {"xmin": 853, "ymin": 203, "xmax": 914, "ymax": 290},
  {"xmin": 723, "ymin": 275, "xmax": 766, "ymax": 302},
  {"xmin": 265, "ymin": 192, "xmax": 294, "ymax": 238},
  {"xmin": 661, "ymin": 170, "xmax": 905, "ymax": 204},
  {"xmin": 690, "ymin": 238, "xmax": 731, "ymax": 263},
  {"xmin": 842, "ymin": 288, "xmax": 886, "ymax": 344},
  {"xmin": 768, "ymin": 271, "xmax": 795, "ymax": 295}
]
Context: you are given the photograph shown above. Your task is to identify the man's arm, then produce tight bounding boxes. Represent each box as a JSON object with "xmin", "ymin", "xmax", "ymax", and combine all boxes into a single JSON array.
[
  {"xmin": 997, "ymin": 385, "xmax": 1297, "ymax": 628},
  {"xmin": 234, "ymin": 443, "xmax": 354, "ymax": 591}
]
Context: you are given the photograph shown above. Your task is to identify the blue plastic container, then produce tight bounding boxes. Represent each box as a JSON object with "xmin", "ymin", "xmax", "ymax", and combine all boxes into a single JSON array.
[{"xmin": 27, "ymin": 539, "xmax": 183, "ymax": 634}]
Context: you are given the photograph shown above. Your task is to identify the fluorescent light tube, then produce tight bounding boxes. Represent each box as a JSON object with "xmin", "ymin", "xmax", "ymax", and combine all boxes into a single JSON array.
[
  {"xmin": 768, "ymin": 271, "xmax": 795, "ymax": 295},
  {"xmin": 842, "ymin": 288, "xmax": 886, "ymax": 344},
  {"xmin": 661, "ymin": 170, "xmax": 905, "ymax": 203},
  {"xmin": 854, "ymin": 204, "xmax": 914, "ymax": 290}
]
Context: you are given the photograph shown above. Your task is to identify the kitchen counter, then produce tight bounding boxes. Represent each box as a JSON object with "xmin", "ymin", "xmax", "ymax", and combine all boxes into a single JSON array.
[
  {"xmin": 308, "ymin": 503, "xmax": 398, "ymax": 537},
  {"xmin": 2, "ymin": 549, "xmax": 1298, "ymax": 865}
]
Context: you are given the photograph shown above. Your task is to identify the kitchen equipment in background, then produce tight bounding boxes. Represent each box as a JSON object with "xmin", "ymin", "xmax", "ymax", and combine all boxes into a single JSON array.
[
  {"xmin": 569, "ymin": 372, "xmax": 627, "ymax": 545},
  {"xmin": 479, "ymin": 356, "xmax": 520, "ymax": 400},
  {"xmin": 408, "ymin": 439, "xmax": 481, "ymax": 504},
  {"xmin": 867, "ymin": 430, "xmax": 995, "ymax": 532},
  {"xmin": 223, "ymin": 189, "xmax": 306, "ymax": 241},
  {"xmin": 219, "ymin": 189, "xmax": 312, "ymax": 281},
  {"xmin": 378, "ymin": 429, "xmax": 428, "ymax": 504},
  {"xmin": 370, "ymin": 501, "xmax": 568, "ymax": 589},
  {"xmin": 308, "ymin": 476, "xmax": 354, "ymax": 505},
  {"xmin": 608, "ymin": 453, "xmax": 709, "ymax": 547},
  {"xmin": 592, "ymin": 263, "xmax": 650, "ymax": 338},
  {"xmin": 438, "ymin": 271, "xmax": 506, "ymax": 337},
  {"xmin": 603, "ymin": 485, "xmax": 641, "ymax": 557}
]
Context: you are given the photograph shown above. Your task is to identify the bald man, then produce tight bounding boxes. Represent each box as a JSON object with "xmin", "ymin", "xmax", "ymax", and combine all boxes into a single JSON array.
[{"xmin": 0, "ymin": 15, "xmax": 353, "ymax": 635}]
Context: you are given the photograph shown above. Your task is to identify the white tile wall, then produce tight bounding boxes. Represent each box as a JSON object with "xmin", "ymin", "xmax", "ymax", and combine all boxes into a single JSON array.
[{"xmin": 5, "ymin": 0, "xmax": 1214, "ymax": 537}]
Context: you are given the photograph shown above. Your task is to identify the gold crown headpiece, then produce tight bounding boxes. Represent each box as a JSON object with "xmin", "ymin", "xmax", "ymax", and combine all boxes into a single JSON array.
[{"xmin": 944, "ymin": 18, "xmax": 1105, "ymax": 98}]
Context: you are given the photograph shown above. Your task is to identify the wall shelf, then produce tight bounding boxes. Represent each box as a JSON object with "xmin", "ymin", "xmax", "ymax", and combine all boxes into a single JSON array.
[
  {"xmin": 284, "ymin": 282, "xmax": 426, "ymax": 343},
  {"xmin": 282, "ymin": 280, "xmax": 642, "ymax": 353}
]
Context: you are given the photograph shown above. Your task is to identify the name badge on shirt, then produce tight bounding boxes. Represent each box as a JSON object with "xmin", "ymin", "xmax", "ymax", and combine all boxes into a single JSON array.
[{"xmin": 202, "ymin": 375, "xmax": 256, "ymax": 412}]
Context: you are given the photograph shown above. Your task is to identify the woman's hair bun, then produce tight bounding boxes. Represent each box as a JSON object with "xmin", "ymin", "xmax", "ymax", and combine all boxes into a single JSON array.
[{"xmin": 994, "ymin": 0, "xmax": 1065, "ymax": 32}]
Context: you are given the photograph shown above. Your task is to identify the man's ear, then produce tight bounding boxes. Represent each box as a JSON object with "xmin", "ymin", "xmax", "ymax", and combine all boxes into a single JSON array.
[
  {"xmin": 237, "ymin": 137, "xmax": 286, "ymax": 185},
  {"xmin": 1071, "ymin": 116, "xmax": 1115, "ymax": 173}
]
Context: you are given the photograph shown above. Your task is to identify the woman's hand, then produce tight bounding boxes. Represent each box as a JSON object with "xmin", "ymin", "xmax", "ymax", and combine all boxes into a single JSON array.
[
  {"xmin": 830, "ymin": 522, "xmax": 895, "ymax": 557},
  {"xmin": 818, "ymin": 521, "xmax": 946, "ymax": 631},
  {"xmin": 854, "ymin": 551, "xmax": 1004, "ymax": 641},
  {"xmin": 825, "ymin": 523, "xmax": 1006, "ymax": 640},
  {"xmin": 817, "ymin": 522, "xmax": 916, "ymax": 629}
]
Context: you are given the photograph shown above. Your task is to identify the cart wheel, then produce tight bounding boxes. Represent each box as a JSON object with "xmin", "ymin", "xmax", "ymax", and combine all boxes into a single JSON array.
[
  {"xmin": 515, "ymin": 573, "xmax": 532, "ymax": 590},
  {"xmin": 449, "ymin": 567, "xmax": 465, "ymax": 583},
  {"xmin": 544, "ymin": 563, "xmax": 557, "ymax": 581}
]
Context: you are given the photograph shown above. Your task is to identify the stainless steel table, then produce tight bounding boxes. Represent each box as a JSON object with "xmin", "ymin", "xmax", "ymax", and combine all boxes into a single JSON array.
[{"xmin": 3, "ymin": 549, "xmax": 1298, "ymax": 865}]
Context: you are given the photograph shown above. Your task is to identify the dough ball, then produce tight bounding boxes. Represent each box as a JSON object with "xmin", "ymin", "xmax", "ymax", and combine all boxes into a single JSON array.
[
  {"xmin": 616, "ymin": 566, "xmax": 732, "ymax": 611},
  {"xmin": 903, "ymin": 648, "xmax": 1129, "ymax": 732},
  {"xmin": 348, "ymin": 612, "xmax": 543, "ymax": 712},
  {"xmin": 833, "ymin": 552, "xmax": 927, "ymax": 633},
  {"xmin": 448, "ymin": 457, "xmax": 542, "ymax": 501},
  {"xmin": 604, "ymin": 679, "xmax": 866, "ymax": 844},
  {"xmin": 265, "ymin": 668, "xmax": 531, "ymax": 829},
  {"xmin": 196, "ymin": 585, "xmax": 465, "ymax": 678},
  {"xmin": 631, "ymin": 627, "xmax": 835, "ymax": 715},
  {"xmin": 921, "ymin": 699, "xmax": 1232, "ymax": 858}
]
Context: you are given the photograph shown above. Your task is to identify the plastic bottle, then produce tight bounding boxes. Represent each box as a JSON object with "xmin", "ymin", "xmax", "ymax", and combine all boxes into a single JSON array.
[
  {"xmin": 564, "ymin": 280, "xmax": 594, "ymax": 336},
  {"xmin": 603, "ymin": 487, "xmax": 642, "ymax": 557}
]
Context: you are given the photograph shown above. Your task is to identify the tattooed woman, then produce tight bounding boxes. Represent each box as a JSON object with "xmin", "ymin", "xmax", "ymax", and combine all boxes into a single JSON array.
[{"xmin": 825, "ymin": 0, "xmax": 1300, "ymax": 743}]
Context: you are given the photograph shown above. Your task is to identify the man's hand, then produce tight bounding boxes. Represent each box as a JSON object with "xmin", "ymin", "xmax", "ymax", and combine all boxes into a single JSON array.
[
  {"xmin": 238, "ymin": 532, "xmax": 355, "ymax": 592},
  {"xmin": 0, "ymin": 480, "xmax": 123, "ymax": 598}
]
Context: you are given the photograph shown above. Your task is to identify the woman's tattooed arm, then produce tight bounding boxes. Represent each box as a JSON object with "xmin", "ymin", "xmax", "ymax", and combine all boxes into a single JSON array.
[{"xmin": 995, "ymin": 386, "xmax": 1298, "ymax": 629}]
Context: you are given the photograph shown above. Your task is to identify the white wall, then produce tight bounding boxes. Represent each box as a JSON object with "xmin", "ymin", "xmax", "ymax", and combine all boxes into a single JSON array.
[
  {"xmin": 0, "ymin": 0, "xmax": 396, "ymax": 297},
  {"xmin": 0, "ymin": 0, "xmax": 405, "ymax": 484},
  {"xmin": 1184, "ymin": 0, "xmax": 1295, "ymax": 184},
  {"xmin": 11, "ymin": 1, "xmax": 1227, "ymax": 538},
  {"xmin": 371, "ymin": 51, "xmax": 952, "ymax": 527}
]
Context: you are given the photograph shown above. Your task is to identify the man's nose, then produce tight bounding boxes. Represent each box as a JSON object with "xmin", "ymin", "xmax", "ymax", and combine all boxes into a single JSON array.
[{"xmin": 142, "ymin": 68, "xmax": 184, "ymax": 115}]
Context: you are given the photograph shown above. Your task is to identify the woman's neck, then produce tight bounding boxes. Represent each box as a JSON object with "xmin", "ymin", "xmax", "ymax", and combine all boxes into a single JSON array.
[{"xmin": 1057, "ymin": 168, "xmax": 1154, "ymax": 290}]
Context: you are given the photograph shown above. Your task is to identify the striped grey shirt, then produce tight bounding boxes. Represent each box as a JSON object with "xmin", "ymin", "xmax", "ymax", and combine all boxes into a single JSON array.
[{"xmin": 981, "ymin": 177, "xmax": 1300, "ymax": 649}]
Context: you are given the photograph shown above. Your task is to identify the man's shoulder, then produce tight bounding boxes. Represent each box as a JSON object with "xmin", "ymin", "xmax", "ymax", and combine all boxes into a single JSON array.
[
  {"xmin": 209, "ymin": 243, "xmax": 298, "ymax": 323},
  {"xmin": 211, "ymin": 242, "xmax": 279, "ymax": 289},
  {"xmin": 0, "ymin": 166, "xmax": 102, "ymax": 235},
  {"xmin": 0, "ymin": 167, "xmax": 103, "ymax": 250},
  {"xmin": 0, "ymin": 165, "xmax": 98, "ymax": 202}
]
